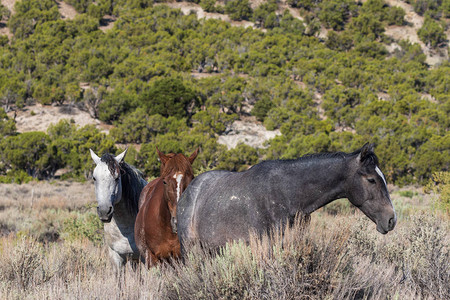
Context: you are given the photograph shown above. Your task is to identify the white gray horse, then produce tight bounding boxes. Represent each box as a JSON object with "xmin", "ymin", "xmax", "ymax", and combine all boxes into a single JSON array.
[{"xmin": 90, "ymin": 148, "xmax": 147, "ymax": 269}]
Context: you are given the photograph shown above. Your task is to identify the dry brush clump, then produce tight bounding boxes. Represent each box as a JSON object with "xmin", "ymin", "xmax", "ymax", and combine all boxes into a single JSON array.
[
  {"xmin": 0, "ymin": 236, "xmax": 105, "ymax": 296},
  {"xmin": 158, "ymin": 212, "xmax": 449, "ymax": 300}
]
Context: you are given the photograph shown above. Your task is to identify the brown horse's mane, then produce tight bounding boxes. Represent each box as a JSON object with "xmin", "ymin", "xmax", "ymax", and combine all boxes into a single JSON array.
[{"xmin": 160, "ymin": 153, "xmax": 195, "ymax": 178}]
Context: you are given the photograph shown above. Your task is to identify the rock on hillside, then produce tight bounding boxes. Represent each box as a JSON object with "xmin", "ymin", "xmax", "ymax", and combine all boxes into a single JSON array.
[{"xmin": 218, "ymin": 119, "xmax": 281, "ymax": 149}]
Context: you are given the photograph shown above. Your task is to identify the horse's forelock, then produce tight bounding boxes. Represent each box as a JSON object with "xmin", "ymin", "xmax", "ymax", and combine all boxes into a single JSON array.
[
  {"xmin": 100, "ymin": 153, "xmax": 145, "ymax": 216},
  {"xmin": 100, "ymin": 153, "xmax": 120, "ymax": 176},
  {"xmin": 353, "ymin": 148, "xmax": 380, "ymax": 167},
  {"xmin": 160, "ymin": 153, "xmax": 194, "ymax": 178}
]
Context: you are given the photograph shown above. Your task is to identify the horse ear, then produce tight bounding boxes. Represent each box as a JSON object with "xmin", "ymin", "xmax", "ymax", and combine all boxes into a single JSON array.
[
  {"xmin": 358, "ymin": 143, "xmax": 375, "ymax": 163},
  {"xmin": 156, "ymin": 147, "xmax": 170, "ymax": 165},
  {"xmin": 90, "ymin": 149, "xmax": 101, "ymax": 165},
  {"xmin": 115, "ymin": 148, "xmax": 128, "ymax": 164},
  {"xmin": 188, "ymin": 148, "xmax": 199, "ymax": 164}
]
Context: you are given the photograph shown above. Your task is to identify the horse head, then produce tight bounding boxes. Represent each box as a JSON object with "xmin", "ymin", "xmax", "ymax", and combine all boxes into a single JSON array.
[
  {"xmin": 157, "ymin": 147, "xmax": 199, "ymax": 233},
  {"xmin": 347, "ymin": 143, "xmax": 397, "ymax": 234},
  {"xmin": 90, "ymin": 148, "xmax": 128, "ymax": 223}
]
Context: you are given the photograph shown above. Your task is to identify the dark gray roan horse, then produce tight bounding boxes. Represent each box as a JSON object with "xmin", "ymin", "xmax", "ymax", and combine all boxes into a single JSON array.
[
  {"xmin": 177, "ymin": 144, "xmax": 396, "ymax": 249},
  {"xmin": 90, "ymin": 148, "xmax": 147, "ymax": 269}
]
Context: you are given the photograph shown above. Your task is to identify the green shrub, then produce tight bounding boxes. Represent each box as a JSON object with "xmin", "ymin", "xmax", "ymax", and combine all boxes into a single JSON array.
[
  {"xmin": 225, "ymin": 0, "xmax": 253, "ymax": 21},
  {"xmin": 418, "ymin": 15, "xmax": 446, "ymax": 48},
  {"xmin": 139, "ymin": 77, "xmax": 199, "ymax": 119},
  {"xmin": 61, "ymin": 211, "xmax": 103, "ymax": 245},
  {"xmin": 7, "ymin": 0, "xmax": 60, "ymax": 39},
  {"xmin": 425, "ymin": 172, "xmax": 450, "ymax": 214},
  {"xmin": 216, "ymin": 143, "xmax": 259, "ymax": 172},
  {"xmin": 398, "ymin": 190, "xmax": 415, "ymax": 198},
  {"xmin": 200, "ymin": 0, "xmax": 219, "ymax": 12},
  {"xmin": 0, "ymin": 170, "xmax": 33, "ymax": 184},
  {"xmin": 0, "ymin": 132, "xmax": 53, "ymax": 179},
  {"xmin": 0, "ymin": 108, "xmax": 15, "ymax": 136},
  {"xmin": 385, "ymin": 6, "xmax": 406, "ymax": 25},
  {"xmin": 318, "ymin": 0, "xmax": 357, "ymax": 31}
]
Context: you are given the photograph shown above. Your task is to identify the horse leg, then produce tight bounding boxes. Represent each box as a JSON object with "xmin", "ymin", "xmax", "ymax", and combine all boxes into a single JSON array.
[
  {"xmin": 145, "ymin": 250, "xmax": 159, "ymax": 269},
  {"xmin": 108, "ymin": 247, "xmax": 125, "ymax": 273},
  {"xmin": 129, "ymin": 258, "xmax": 141, "ymax": 271}
]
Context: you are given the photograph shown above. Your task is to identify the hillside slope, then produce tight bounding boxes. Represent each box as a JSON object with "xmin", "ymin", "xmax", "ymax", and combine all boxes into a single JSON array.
[{"xmin": 0, "ymin": 0, "xmax": 448, "ymax": 184}]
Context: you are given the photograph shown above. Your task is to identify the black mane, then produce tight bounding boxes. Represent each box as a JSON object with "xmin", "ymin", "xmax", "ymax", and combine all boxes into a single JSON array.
[
  {"xmin": 264, "ymin": 148, "xmax": 379, "ymax": 166},
  {"xmin": 260, "ymin": 151, "xmax": 351, "ymax": 166},
  {"xmin": 101, "ymin": 153, "xmax": 146, "ymax": 216}
]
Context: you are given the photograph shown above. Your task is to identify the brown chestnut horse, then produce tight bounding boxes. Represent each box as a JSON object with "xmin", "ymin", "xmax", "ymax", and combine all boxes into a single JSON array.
[{"xmin": 135, "ymin": 148, "xmax": 198, "ymax": 267}]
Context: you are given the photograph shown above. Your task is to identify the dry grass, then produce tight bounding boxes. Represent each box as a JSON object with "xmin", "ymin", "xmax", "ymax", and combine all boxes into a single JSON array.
[
  {"xmin": 0, "ymin": 181, "xmax": 96, "ymax": 243},
  {"xmin": 0, "ymin": 182, "xmax": 448, "ymax": 299},
  {"xmin": 0, "ymin": 181, "xmax": 94, "ymax": 209}
]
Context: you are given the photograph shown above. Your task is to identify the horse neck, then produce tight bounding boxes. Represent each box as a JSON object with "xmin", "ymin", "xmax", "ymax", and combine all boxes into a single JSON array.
[
  {"xmin": 111, "ymin": 196, "xmax": 135, "ymax": 227},
  {"xmin": 154, "ymin": 179, "xmax": 172, "ymax": 224},
  {"xmin": 281, "ymin": 156, "xmax": 351, "ymax": 214},
  {"xmin": 112, "ymin": 171, "xmax": 144, "ymax": 226},
  {"xmin": 113, "ymin": 165, "xmax": 147, "ymax": 226}
]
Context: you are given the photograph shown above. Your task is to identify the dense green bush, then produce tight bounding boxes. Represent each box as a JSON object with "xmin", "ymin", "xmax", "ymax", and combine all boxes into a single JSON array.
[
  {"xmin": 0, "ymin": 120, "xmax": 116, "ymax": 182},
  {"xmin": 410, "ymin": 0, "xmax": 446, "ymax": 18},
  {"xmin": 8, "ymin": 0, "xmax": 60, "ymax": 39},
  {"xmin": 0, "ymin": 132, "xmax": 52, "ymax": 179},
  {"xmin": 418, "ymin": 15, "xmax": 446, "ymax": 48},
  {"xmin": 47, "ymin": 121, "xmax": 116, "ymax": 179},
  {"xmin": 225, "ymin": 0, "xmax": 252, "ymax": 21},
  {"xmin": 139, "ymin": 77, "xmax": 199, "ymax": 118},
  {"xmin": 216, "ymin": 143, "xmax": 259, "ymax": 172},
  {"xmin": 0, "ymin": 108, "xmax": 15, "ymax": 136},
  {"xmin": 318, "ymin": 0, "xmax": 357, "ymax": 31}
]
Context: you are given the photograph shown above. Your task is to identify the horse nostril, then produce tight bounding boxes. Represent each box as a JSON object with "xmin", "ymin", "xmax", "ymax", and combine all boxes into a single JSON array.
[
  {"xmin": 107, "ymin": 206, "xmax": 113, "ymax": 215},
  {"xmin": 388, "ymin": 217, "xmax": 396, "ymax": 230}
]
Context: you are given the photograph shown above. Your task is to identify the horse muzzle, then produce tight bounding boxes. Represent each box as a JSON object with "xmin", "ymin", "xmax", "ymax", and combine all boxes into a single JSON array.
[
  {"xmin": 97, "ymin": 206, "xmax": 113, "ymax": 223},
  {"xmin": 376, "ymin": 212, "xmax": 397, "ymax": 234}
]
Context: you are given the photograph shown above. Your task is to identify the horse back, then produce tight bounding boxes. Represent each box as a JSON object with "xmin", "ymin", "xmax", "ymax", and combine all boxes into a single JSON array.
[
  {"xmin": 177, "ymin": 170, "xmax": 233, "ymax": 245},
  {"xmin": 177, "ymin": 166, "xmax": 292, "ymax": 248}
]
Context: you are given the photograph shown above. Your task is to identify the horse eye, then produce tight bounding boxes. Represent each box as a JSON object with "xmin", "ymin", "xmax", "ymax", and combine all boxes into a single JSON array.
[
  {"xmin": 367, "ymin": 178, "xmax": 376, "ymax": 184},
  {"xmin": 93, "ymin": 177, "xmax": 96, "ymax": 181}
]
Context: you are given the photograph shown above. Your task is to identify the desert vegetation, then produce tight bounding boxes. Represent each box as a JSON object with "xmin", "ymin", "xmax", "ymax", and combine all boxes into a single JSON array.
[{"xmin": 0, "ymin": 181, "xmax": 448, "ymax": 299}]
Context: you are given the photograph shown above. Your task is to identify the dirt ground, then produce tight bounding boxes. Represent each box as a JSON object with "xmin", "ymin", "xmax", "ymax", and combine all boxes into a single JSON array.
[
  {"xmin": 7, "ymin": 104, "xmax": 106, "ymax": 133},
  {"xmin": 55, "ymin": 0, "xmax": 78, "ymax": 20}
]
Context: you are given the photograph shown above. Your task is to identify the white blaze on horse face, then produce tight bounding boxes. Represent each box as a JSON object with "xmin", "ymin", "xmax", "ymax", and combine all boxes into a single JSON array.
[
  {"xmin": 375, "ymin": 166, "xmax": 387, "ymax": 187},
  {"xmin": 173, "ymin": 173, "xmax": 184, "ymax": 202}
]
